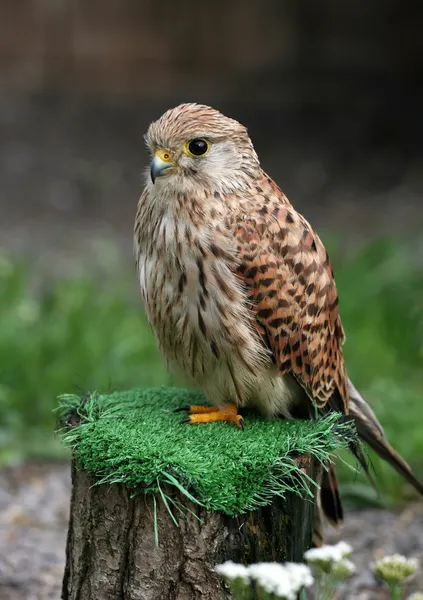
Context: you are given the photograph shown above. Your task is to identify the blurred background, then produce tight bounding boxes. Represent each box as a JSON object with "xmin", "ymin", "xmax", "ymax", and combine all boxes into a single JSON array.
[
  {"xmin": 1, "ymin": 0, "xmax": 423, "ymax": 547},
  {"xmin": 1, "ymin": 2, "xmax": 423, "ymax": 598}
]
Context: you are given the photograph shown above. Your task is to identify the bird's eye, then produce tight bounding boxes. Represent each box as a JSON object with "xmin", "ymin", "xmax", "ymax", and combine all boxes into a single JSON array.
[{"xmin": 185, "ymin": 138, "xmax": 210, "ymax": 157}]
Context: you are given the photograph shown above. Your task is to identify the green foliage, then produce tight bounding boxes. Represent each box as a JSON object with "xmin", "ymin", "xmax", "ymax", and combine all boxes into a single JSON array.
[
  {"xmin": 0, "ymin": 253, "xmax": 169, "ymax": 462},
  {"xmin": 57, "ymin": 387, "xmax": 354, "ymax": 516},
  {"xmin": 0, "ymin": 236, "xmax": 422, "ymax": 505}
]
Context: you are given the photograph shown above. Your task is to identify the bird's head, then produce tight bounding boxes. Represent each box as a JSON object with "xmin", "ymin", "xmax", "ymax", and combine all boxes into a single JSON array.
[{"xmin": 144, "ymin": 104, "xmax": 261, "ymax": 193}]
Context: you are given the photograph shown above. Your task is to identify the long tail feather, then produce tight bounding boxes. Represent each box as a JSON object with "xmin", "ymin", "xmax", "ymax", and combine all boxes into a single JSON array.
[
  {"xmin": 313, "ymin": 463, "xmax": 343, "ymax": 547},
  {"xmin": 320, "ymin": 463, "xmax": 344, "ymax": 525},
  {"xmin": 348, "ymin": 378, "xmax": 423, "ymax": 495}
]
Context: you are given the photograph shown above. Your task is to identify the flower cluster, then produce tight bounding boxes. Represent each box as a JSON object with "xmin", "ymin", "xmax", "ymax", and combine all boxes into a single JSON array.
[
  {"xmin": 304, "ymin": 541, "xmax": 353, "ymax": 573},
  {"xmin": 216, "ymin": 559, "xmax": 314, "ymax": 600},
  {"xmin": 216, "ymin": 544, "xmax": 421, "ymax": 600},
  {"xmin": 332, "ymin": 558, "xmax": 356, "ymax": 580},
  {"xmin": 372, "ymin": 554, "xmax": 419, "ymax": 586},
  {"xmin": 215, "ymin": 560, "xmax": 249, "ymax": 583}
]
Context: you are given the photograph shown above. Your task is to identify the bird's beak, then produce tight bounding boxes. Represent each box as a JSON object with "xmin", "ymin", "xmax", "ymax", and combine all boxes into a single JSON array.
[{"xmin": 150, "ymin": 150, "xmax": 175, "ymax": 184}]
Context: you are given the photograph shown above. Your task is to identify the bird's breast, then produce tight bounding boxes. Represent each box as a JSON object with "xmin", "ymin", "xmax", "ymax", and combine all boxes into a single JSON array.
[{"xmin": 137, "ymin": 210, "xmax": 267, "ymax": 385}]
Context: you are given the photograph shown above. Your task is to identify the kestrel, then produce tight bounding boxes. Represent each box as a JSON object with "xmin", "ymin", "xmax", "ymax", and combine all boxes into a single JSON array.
[{"xmin": 134, "ymin": 104, "xmax": 423, "ymax": 536}]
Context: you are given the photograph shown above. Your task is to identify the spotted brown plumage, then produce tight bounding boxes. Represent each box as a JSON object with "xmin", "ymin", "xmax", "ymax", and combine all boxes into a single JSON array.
[
  {"xmin": 228, "ymin": 183, "xmax": 348, "ymax": 412},
  {"xmin": 134, "ymin": 103, "xmax": 423, "ymax": 540}
]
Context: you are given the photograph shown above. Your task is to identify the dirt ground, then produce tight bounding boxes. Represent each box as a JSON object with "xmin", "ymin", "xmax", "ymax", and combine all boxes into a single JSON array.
[{"xmin": 0, "ymin": 461, "xmax": 422, "ymax": 600}]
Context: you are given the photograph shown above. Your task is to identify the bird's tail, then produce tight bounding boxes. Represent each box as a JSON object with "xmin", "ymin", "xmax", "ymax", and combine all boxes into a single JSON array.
[
  {"xmin": 313, "ymin": 462, "xmax": 344, "ymax": 546},
  {"xmin": 308, "ymin": 378, "xmax": 422, "ymax": 545},
  {"xmin": 348, "ymin": 378, "xmax": 423, "ymax": 495}
]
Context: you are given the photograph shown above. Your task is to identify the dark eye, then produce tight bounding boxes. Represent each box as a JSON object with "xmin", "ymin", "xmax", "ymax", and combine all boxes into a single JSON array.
[{"xmin": 187, "ymin": 138, "xmax": 209, "ymax": 156}]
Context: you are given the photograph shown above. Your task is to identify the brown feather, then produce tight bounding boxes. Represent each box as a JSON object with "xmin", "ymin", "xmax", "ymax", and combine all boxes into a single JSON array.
[
  {"xmin": 135, "ymin": 104, "xmax": 423, "ymax": 545},
  {"xmin": 228, "ymin": 175, "xmax": 348, "ymax": 413}
]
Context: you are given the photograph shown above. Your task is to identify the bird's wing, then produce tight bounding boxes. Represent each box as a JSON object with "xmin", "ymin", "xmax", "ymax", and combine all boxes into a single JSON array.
[
  {"xmin": 227, "ymin": 174, "xmax": 423, "ymax": 498},
  {"xmin": 229, "ymin": 174, "xmax": 348, "ymax": 413}
]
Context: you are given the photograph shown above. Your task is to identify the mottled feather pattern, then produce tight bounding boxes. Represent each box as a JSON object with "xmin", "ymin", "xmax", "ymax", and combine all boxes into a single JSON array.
[
  {"xmin": 135, "ymin": 103, "xmax": 348, "ymax": 416},
  {"xmin": 134, "ymin": 182, "xmax": 272, "ymax": 408},
  {"xmin": 227, "ymin": 174, "xmax": 348, "ymax": 410},
  {"xmin": 134, "ymin": 103, "xmax": 423, "ymax": 538}
]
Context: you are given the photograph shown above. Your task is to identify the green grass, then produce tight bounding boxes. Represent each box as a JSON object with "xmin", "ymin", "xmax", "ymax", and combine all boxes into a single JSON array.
[
  {"xmin": 57, "ymin": 387, "xmax": 356, "ymax": 516},
  {"xmin": 0, "ymin": 237, "xmax": 422, "ymax": 506}
]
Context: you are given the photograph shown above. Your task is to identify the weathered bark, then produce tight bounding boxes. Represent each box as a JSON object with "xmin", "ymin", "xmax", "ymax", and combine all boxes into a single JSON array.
[{"xmin": 62, "ymin": 456, "xmax": 317, "ymax": 600}]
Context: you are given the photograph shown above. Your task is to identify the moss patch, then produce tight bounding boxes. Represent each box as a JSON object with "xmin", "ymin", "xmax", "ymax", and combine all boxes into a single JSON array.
[{"xmin": 57, "ymin": 387, "xmax": 357, "ymax": 516}]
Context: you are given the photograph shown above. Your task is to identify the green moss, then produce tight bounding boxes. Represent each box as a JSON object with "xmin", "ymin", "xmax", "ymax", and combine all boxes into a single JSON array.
[{"xmin": 57, "ymin": 387, "xmax": 356, "ymax": 516}]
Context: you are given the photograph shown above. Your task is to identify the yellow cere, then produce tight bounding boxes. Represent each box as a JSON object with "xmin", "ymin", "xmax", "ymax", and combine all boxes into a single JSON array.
[{"xmin": 154, "ymin": 149, "xmax": 172, "ymax": 163}]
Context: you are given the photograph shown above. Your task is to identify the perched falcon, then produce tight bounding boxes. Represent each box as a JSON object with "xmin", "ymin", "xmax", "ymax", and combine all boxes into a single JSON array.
[{"xmin": 134, "ymin": 103, "xmax": 423, "ymax": 537}]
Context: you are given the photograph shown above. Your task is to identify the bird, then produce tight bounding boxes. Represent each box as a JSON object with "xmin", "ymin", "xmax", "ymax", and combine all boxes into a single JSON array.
[{"xmin": 134, "ymin": 103, "xmax": 423, "ymax": 540}]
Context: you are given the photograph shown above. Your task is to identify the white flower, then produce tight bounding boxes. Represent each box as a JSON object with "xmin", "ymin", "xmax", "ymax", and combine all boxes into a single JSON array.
[
  {"xmin": 332, "ymin": 558, "xmax": 356, "ymax": 581},
  {"xmin": 248, "ymin": 562, "xmax": 295, "ymax": 599},
  {"xmin": 372, "ymin": 554, "xmax": 418, "ymax": 586},
  {"xmin": 247, "ymin": 562, "xmax": 313, "ymax": 599},
  {"xmin": 335, "ymin": 541, "xmax": 353, "ymax": 558},
  {"xmin": 284, "ymin": 562, "xmax": 314, "ymax": 592},
  {"xmin": 215, "ymin": 561, "xmax": 249, "ymax": 583},
  {"xmin": 304, "ymin": 541, "xmax": 353, "ymax": 572}
]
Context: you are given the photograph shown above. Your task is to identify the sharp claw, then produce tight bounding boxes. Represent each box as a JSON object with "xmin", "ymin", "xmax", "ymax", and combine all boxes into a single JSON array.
[
  {"xmin": 180, "ymin": 416, "xmax": 191, "ymax": 425},
  {"xmin": 238, "ymin": 418, "xmax": 245, "ymax": 431},
  {"xmin": 174, "ymin": 405, "xmax": 191, "ymax": 413}
]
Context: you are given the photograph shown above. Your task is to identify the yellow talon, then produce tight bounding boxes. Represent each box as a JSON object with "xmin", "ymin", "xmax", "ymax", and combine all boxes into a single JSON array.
[{"xmin": 177, "ymin": 403, "xmax": 245, "ymax": 429}]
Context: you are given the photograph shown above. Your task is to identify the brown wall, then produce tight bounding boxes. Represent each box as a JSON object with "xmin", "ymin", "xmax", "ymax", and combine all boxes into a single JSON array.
[{"xmin": 1, "ymin": 0, "xmax": 422, "ymax": 96}]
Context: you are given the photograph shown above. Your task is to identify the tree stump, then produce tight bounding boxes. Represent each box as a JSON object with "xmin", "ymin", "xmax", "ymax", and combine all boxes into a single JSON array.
[
  {"xmin": 62, "ymin": 457, "xmax": 317, "ymax": 600},
  {"xmin": 58, "ymin": 387, "xmax": 354, "ymax": 600}
]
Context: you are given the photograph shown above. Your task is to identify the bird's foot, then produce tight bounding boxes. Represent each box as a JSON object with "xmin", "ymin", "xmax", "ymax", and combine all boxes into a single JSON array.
[{"xmin": 175, "ymin": 403, "xmax": 244, "ymax": 429}]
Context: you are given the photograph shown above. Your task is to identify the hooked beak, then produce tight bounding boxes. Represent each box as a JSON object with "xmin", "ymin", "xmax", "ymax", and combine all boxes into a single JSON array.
[{"xmin": 150, "ymin": 151, "xmax": 175, "ymax": 183}]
